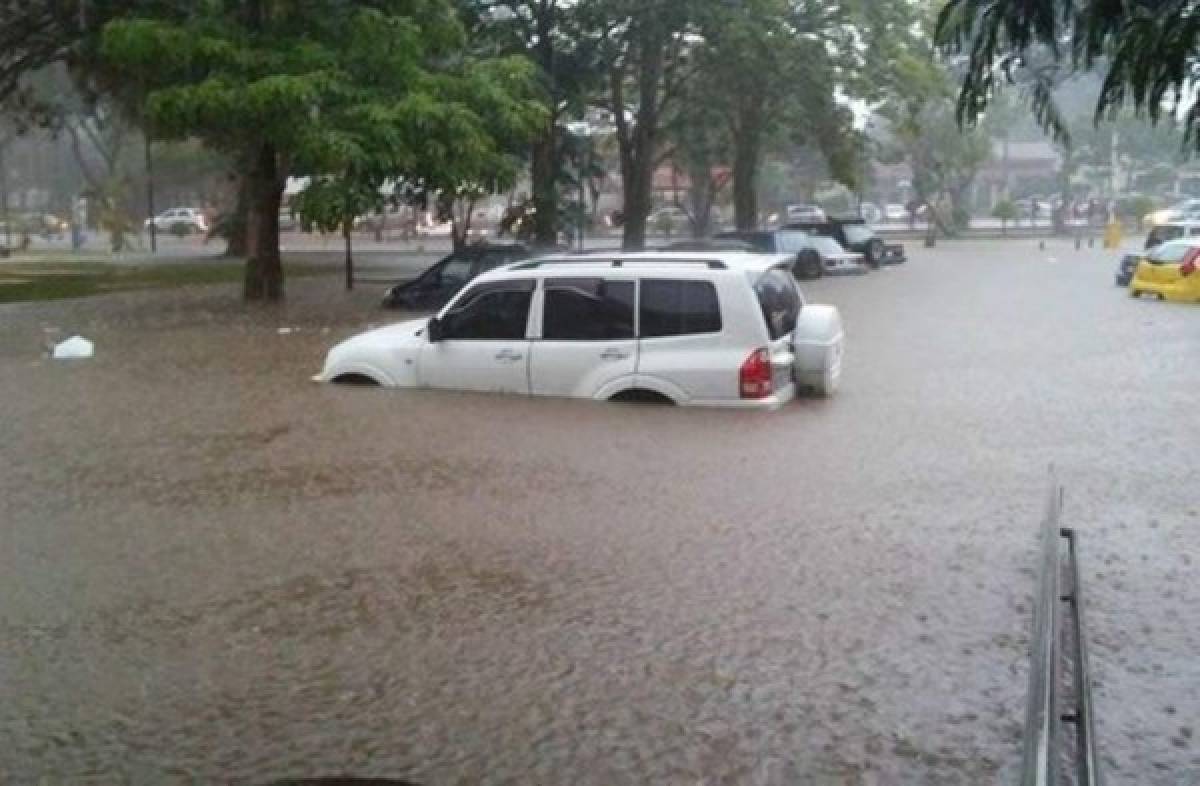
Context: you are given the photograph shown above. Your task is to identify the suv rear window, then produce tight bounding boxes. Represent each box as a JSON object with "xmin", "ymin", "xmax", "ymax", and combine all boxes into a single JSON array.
[
  {"xmin": 754, "ymin": 269, "xmax": 801, "ymax": 340},
  {"xmin": 544, "ymin": 278, "xmax": 635, "ymax": 340},
  {"xmin": 640, "ymin": 280, "xmax": 722, "ymax": 337}
]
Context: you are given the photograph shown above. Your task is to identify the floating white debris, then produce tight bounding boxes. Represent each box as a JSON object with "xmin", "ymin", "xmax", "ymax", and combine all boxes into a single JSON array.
[
  {"xmin": 277, "ymin": 327, "xmax": 295, "ymax": 335},
  {"xmin": 52, "ymin": 335, "xmax": 94, "ymax": 359}
]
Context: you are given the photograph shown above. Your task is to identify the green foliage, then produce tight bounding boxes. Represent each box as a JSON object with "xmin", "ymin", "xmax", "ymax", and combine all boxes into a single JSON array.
[
  {"xmin": 936, "ymin": 0, "xmax": 1200, "ymax": 149},
  {"xmin": 99, "ymin": 0, "xmax": 542, "ymax": 296},
  {"xmin": 876, "ymin": 4, "xmax": 991, "ymax": 235},
  {"xmin": 1115, "ymin": 194, "xmax": 1158, "ymax": 223},
  {"xmin": 992, "ymin": 200, "xmax": 1018, "ymax": 222}
]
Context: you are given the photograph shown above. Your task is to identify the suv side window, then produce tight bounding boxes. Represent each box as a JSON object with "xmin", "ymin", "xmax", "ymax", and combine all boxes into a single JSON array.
[
  {"xmin": 442, "ymin": 281, "xmax": 534, "ymax": 340},
  {"xmin": 543, "ymin": 278, "xmax": 635, "ymax": 340},
  {"xmin": 640, "ymin": 280, "xmax": 721, "ymax": 338},
  {"xmin": 754, "ymin": 269, "xmax": 801, "ymax": 340}
]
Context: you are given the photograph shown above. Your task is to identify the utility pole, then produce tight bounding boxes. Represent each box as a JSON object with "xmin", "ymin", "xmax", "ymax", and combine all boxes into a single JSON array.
[
  {"xmin": 0, "ymin": 141, "xmax": 10, "ymax": 250},
  {"xmin": 1110, "ymin": 129, "xmax": 1120, "ymax": 197},
  {"xmin": 145, "ymin": 133, "xmax": 157, "ymax": 253}
]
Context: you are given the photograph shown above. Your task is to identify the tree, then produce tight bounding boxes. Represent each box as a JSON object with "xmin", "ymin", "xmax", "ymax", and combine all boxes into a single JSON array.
[
  {"xmin": 875, "ymin": 4, "xmax": 991, "ymax": 238},
  {"xmin": 101, "ymin": 0, "xmax": 540, "ymax": 301},
  {"xmin": 690, "ymin": 0, "xmax": 862, "ymax": 231},
  {"xmin": 992, "ymin": 199, "xmax": 1017, "ymax": 235},
  {"xmin": 935, "ymin": 0, "xmax": 1200, "ymax": 148},
  {"xmin": 461, "ymin": 2, "xmax": 606, "ymax": 246},
  {"xmin": 595, "ymin": 0, "xmax": 701, "ymax": 250}
]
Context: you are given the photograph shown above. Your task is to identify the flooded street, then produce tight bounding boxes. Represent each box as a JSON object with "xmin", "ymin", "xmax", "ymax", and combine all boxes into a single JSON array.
[{"xmin": 2, "ymin": 239, "xmax": 1197, "ymax": 784}]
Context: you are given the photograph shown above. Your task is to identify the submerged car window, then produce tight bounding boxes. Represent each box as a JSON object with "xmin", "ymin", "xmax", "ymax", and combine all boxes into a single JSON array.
[
  {"xmin": 1149, "ymin": 243, "xmax": 1193, "ymax": 263},
  {"xmin": 439, "ymin": 256, "xmax": 474, "ymax": 285},
  {"xmin": 544, "ymin": 278, "xmax": 635, "ymax": 340},
  {"xmin": 1148, "ymin": 226, "xmax": 1184, "ymax": 247},
  {"xmin": 754, "ymin": 269, "xmax": 801, "ymax": 340},
  {"xmin": 721, "ymin": 233, "xmax": 773, "ymax": 252},
  {"xmin": 443, "ymin": 283, "xmax": 533, "ymax": 340},
  {"xmin": 810, "ymin": 236, "xmax": 846, "ymax": 255},
  {"xmin": 640, "ymin": 280, "xmax": 721, "ymax": 337},
  {"xmin": 776, "ymin": 231, "xmax": 811, "ymax": 253},
  {"xmin": 842, "ymin": 225, "xmax": 873, "ymax": 244}
]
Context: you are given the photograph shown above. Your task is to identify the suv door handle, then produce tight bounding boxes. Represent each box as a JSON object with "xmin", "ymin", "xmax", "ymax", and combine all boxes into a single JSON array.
[
  {"xmin": 600, "ymin": 349, "xmax": 631, "ymax": 361},
  {"xmin": 494, "ymin": 349, "xmax": 524, "ymax": 362}
]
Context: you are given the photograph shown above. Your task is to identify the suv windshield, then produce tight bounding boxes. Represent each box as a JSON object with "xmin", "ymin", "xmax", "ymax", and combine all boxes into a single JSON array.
[{"xmin": 754, "ymin": 268, "xmax": 801, "ymax": 340}]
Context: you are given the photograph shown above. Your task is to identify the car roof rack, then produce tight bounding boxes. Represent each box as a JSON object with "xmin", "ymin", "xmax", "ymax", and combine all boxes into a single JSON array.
[{"xmin": 512, "ymin": 257, "xmax": 728, "ymax": 271}]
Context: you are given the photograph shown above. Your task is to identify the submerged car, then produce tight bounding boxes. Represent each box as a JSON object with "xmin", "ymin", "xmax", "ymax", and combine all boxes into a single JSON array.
[
  {"xmin": 715, "ymin": 229, "xmax": 866, "ymax": 278},
  {"xmin": 318, "ymin": 251, "xmax": 846, "ymax": 408},
  {"xmin": 1142, "ymin": 220, "xmax": 1200, "ymax": 250},
  {"xmin": 783, "ymin": 218, "xmax": 906, "ymax": 268},
  {"xmin": 1129, "ymin": 239, "xmax": 1200, "ymax": 303},
  {"xmin": 382, "ymin": 244, "xmax": 530, "ymax": 309}
]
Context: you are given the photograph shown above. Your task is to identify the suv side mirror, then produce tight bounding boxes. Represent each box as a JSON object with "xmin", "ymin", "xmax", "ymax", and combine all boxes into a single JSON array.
[{"xmin": 427, "ymin": 317, "xmax": 443, "ymax": 343}]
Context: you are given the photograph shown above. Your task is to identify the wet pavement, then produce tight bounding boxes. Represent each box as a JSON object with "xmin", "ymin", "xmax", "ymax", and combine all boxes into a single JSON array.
[{"xmin": 1, "ymin": 238, "xmax": 1197, "ymax": 784}]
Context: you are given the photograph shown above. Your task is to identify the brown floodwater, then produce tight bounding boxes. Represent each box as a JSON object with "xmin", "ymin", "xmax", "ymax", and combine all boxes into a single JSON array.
[{"xmin": 2, "ymin": 239, "xmax": 1197, "ymax": 784}]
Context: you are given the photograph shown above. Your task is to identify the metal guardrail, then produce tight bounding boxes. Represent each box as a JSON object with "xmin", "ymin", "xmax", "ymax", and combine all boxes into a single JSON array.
[{"xmin": 1021, "ymin": 474, "xmax": 1102, "ymax": 786}]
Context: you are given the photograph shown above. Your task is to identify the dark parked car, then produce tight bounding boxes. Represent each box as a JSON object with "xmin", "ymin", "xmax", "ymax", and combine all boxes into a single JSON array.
[
  {"xmin": 782, "ymin": 217, "xmax": 906, "ymax": 268},
  {"xmin": 382, "ymin": 244, "xmax": 530, "ymax": 309},
  {"xmin": 662, "ymin": 238, "xmax": 758, "ymax": 252},
  {"xmin": 716, "ymin": 229, "xmax": 867, "ymax": 279}
]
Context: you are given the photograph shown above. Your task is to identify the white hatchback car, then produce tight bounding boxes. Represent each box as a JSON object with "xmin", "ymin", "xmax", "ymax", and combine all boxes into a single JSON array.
[{"xmin": 316, "ymin": 252, "xmax": 844, "ymax": 409}]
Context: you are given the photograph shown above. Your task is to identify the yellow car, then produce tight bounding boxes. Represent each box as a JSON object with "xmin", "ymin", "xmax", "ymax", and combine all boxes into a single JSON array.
[{"xmin": 1130, "ymin": 239, "xmax": 1200, "ymax": 303}]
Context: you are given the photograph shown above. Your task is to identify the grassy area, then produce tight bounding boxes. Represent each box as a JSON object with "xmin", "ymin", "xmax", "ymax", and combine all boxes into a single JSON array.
[{"xmin": 0, "ymin": 255, "xmax": 332, "ymax": 304}]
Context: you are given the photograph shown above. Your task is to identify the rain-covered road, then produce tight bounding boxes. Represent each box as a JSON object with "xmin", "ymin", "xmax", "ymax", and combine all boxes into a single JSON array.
[{"xmin": 1, "ymin": 239, "xmax": 1197, "ymax": 784}]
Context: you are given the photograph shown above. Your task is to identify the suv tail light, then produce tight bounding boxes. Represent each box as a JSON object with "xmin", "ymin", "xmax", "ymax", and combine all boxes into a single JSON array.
[
  {"xmin": 740, "ymin": 348, "xmax": 773, "ymax": 399},
  {"xmin": 1182, "ymin": 254, "xmax": 1197, "ymax": 277}
]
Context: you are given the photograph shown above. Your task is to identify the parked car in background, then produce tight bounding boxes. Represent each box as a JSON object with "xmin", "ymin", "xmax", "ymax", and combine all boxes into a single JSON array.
[
  {"xmin": 1146, "ymin": 198, "xmax": 1200, "ymax": 226},
  {"xmin": 783, "ymin": 217, "xmax": 906, "ymax": 268},
  {"xmin": 382, "ymin": 244, "xmax": 530, "ymax": 310},
  {"xmin": 319, "ymin": 251, "xmax": 846, "ymax": 405},
  {"xmin": 884, "ymin": 203, "xmax": 907, "ymax": 223},
  {"xmin": 716, "ymin": 229, "xmax": 867, "ymax": 278},
  {"xmin": 858, "ymin": 202, "xmax": 883, "ymax": 224},
  {"xmin": 648, "ymin": 206, "xmax": 692, "ymax": 233},
  {"xmin": 785, "ymin": 204, "xmax": 826, "ymax": 223},
  {"xmin": 1129, "ymin": 238, "xmax": 1200, "ymax": 302},
  {"xmin": 662, "ymin": 239, "xmax": 757, "ymax": 253},
  {"xmin": 144, "ymin": 207, "xmax": 208, "ymax": 234},
  {"xmin": 1143, "ymin": 220, "xmax": 1200, "ymax": 250}
]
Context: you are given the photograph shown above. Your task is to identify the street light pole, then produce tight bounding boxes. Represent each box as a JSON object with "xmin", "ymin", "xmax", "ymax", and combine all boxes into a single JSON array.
[
  {"xmin": 0, "ymin": 142, "xmax": 10, "ymax": 251},
  {"xmin": 578, "ymin": 150, "xmax": 586, "ymax": 252},
  {"xmin": 145, "ymin": 133, "xmax": 157, "ymax": 253}
]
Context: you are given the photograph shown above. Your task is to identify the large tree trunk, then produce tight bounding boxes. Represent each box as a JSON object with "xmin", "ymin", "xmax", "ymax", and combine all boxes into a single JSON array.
[
  {"xmin": 685, "ymin": 161, "xmax": 715, "ymax": 239},
  {"xmin": 243, "ymin": 143, "xmax": 284, "ymax": 301},
  {"xmin": 531, "ymin": 122, "xmax": 559, "ymax": 247},
  {"xmin": 732, "ymin": 144, "xmax": 760, "ymax": 231},
  {"xmin": 223, "ymin": 174, "xmax": 250, "ymax": 258},
  {"xmin": 732, "ymin": 98, "xmax": 764, "ymax": 231},
  {"xmin": 612, "ymin": 27, "xmax": 665, "ymax": 251},
  {"xmin": 342, "ymin": 218, "xmax": 354, "ymax": 291}
]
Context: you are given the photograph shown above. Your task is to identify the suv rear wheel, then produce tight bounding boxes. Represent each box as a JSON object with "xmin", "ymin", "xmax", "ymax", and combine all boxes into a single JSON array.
[{"xmin": 610, "ymin": 389, "xmax": 676, "ymax": 405}]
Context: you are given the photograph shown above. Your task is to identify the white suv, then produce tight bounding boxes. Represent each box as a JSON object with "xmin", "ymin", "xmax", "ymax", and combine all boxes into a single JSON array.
[{"xmin": 315, "ymin": 251, "xmax": 844, "ymax": 409}]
